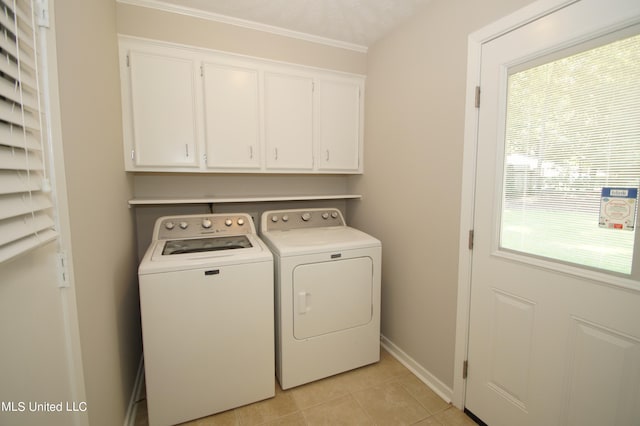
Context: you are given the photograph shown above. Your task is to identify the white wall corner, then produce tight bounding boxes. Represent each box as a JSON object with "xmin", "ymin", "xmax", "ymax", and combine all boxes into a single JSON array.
[
  {"xmin": 380, "ymin": 335, "xmax": 453, "ymax": 404},
  {"xmin": 124, "ymin": 356, "xmax": 145, "ymax": 426}
]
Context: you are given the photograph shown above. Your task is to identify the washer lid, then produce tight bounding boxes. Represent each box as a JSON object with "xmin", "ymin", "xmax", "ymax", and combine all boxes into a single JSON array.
[
  {"xmin": 162, "ymin": 235, "xmax": 253, "ymax": 255},
  {"xmin": 139, "ymin": 233, "xmax": 272, "ymax": 275},
  {"xmin": 260, "ymin": 226, "xmax": 380, "ymax": 256}
]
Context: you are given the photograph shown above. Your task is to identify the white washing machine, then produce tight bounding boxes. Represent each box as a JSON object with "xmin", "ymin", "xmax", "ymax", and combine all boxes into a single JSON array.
[
  {"xmin": 260, "ymin": 208, "xmax": 381, "ymax": 389},
  {"xmin": 138, "ymin": 213, "xmax": 274, "ymax": 426}
]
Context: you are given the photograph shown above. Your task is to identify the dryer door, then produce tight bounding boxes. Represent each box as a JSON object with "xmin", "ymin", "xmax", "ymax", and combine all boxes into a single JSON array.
[{"xmin": 293, "ymin": 256, "xmax": 373, "ymax": 339}]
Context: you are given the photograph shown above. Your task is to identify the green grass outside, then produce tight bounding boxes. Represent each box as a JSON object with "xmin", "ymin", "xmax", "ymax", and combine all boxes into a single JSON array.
[{"xmin": 501, "ymin": 209, "xmax": 634, "ymax": 274}]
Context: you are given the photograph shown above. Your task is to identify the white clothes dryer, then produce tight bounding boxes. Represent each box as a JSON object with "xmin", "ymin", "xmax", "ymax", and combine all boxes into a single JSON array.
[
  {"xmin": 138, "ymin": 213, "xmax": 274, "ymax": 426},
  {"xmin": 260, "ymin": 208, "xmax": 381, "ymax": 389}
]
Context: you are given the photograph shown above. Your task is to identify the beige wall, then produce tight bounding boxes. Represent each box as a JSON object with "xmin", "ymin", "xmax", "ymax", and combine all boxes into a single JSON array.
[
  {"xmin": 0, "ymin": 245, "xmax": 76, "ymax": 426},
  {"xmin": 54, "ymin": 0, "xmax": 141, "ymax": 425},
  {"xmin": 347, "ymin": 0, "xmax": 536, "ymax": 390},
  {"xmin": 116, "ymin": 3, "xmax": 367, "ymax": 74}
]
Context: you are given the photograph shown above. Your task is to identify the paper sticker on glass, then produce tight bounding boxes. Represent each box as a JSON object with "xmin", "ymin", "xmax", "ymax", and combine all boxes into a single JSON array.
[{"xmin": 599, "ymin": 188, "xmax": 637, "ymax": 231}]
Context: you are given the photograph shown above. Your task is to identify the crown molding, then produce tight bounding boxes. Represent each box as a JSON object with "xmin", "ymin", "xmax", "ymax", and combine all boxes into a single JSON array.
[{"xmin": 117, "ymin": 0, "xmax": 368, "ymax": 53}]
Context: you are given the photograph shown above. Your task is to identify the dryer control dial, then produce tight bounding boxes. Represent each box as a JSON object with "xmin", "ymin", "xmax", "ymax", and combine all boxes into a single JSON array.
[
  {"xmin": 301, "ymin": 212, "xmax": 312, "ymax": 222},
  {"xmin": 237, "ymin": 218, "xmax": 245, "ymax": 226},
  {"xmin": 179, "ymin": 221, "xmax": 188, "ymax": 230},
  {"xmin": 165, "ymin": 221, "xmax": 175, "ymax": 230},
  {"xmin": 201, "ymin": 219, "xmax": 212, "ymax": 229},
  {"xmin": 224, "ymin": 219, "xmax": 233, "ymax": 227},
  {"xmin": 322, "ymin": 212, "xmax": 329, "ymax": 219}
]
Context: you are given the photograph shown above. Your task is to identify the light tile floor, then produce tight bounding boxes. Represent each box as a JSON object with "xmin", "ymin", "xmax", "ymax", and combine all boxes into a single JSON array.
[{"xmin": 134, "ymin": 348, "xmax": 478, "ymax": 426}]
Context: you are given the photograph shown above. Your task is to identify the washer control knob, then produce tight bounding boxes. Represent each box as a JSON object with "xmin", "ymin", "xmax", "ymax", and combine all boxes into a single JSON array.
[
  {"xmin": 331, "ymin": 211, "xmax": 339, "ymax": 219},
  {"xmin": 322, "ymin": 212, "xmax": 329, "ymax": 219},
  {"xmin": 165, "ymin": 221, "xmax": 175, "ymax": 230},
  {"xmin": 179, "ymin": 221, "xmax": 188, "ymax": 230},
  {"xmin": 301, "ymin": 212, "xmax": 311, "ymax": 222},
  {"xmin": 282, "ymin": 215, "xmax": 289, "ymax": 222},
  {"xmin": 201, "ymin": 219, "xmax": 212, "ymax": 229},
  {"xmin": 271, "ymin": 215, "xmax": 279, "ymax": 223},
  {"xmin": 225, "ymin": 219, "xmax": 233, "ymax": 227},
  {"xmin": 237, "ymin": 218, "xmax": 245, "ymax": 226}
]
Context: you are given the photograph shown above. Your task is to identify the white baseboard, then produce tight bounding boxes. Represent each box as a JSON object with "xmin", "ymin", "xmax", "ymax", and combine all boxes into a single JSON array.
[
  {"xmin": 124, "ymin": 355, "xmax": 145, "ymax": 426},
  {"xmin": 380, "ymin": 335, "xmax": 453, "ymax": 403}
]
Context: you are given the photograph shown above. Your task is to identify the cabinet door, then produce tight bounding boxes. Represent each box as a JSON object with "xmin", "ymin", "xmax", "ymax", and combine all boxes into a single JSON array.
[
  {"xmin": 264, "ymin": 72, "xmax": 313, "ymax": 170},
  {"xmin": 203, "ymin": 63, "xmax": 260, "ymax": 169},
  {"xmin": 128, "ymin": 51, "xmax": 199, "ymax": 168},
  {"xmin": 316, "ymin": 79, "xmax": 362, "ymax": 172}
]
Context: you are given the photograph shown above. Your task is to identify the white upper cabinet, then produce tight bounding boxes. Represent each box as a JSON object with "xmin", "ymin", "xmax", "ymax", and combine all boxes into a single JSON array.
[
  {"xmin": 316, "ymin": 78, "xmax": 363, "ymax": 172},
  {"xmin": 264, "ymin": 72, "xmax": 314, "ymax": 171},
  {"xmin": 202, "ymin": 62, "xmax": 261, "ymax": 169},
  {"xmin": 125, "ymin": 49, "xmax": 200, "ymax": 169},
  {"xmin": 118, "ymin": 36, "xmax": 365, "ymax": 174}
]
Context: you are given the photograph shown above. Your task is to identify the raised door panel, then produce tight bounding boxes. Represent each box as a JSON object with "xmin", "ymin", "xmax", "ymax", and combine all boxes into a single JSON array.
[
  {"xmin": 264, "ymin": 72, "xmax": 313, "ymax": 170},
  {"xmin": 203, "ymin": 63, "xmax": 261, "ymax": 169},
  {"xmin": 128, "ymin": 50, "xmax": 199, "ymax": 168},
  {"xmin": 317, "ymin": 79, "xmax": 362, "ymax": 172}
]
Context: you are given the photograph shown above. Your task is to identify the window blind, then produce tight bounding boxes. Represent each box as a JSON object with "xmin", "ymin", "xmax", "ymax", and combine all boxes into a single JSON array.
[
  {"xmin": 501, "ymin": 32, "xmax": 640, "ymax": 275},
  {"xmin": 0, "ymin": 0, "xmax": 57, "ymax": 263}
]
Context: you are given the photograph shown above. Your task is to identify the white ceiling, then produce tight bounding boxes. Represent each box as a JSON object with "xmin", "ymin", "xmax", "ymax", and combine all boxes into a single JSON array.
[{"xmin": 130, "ymin": 0, "xmax": 431, "ymax": 51}]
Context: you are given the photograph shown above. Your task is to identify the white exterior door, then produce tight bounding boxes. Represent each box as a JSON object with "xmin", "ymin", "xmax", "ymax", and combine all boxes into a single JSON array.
[{"xmin": 465, "ymin": 1, "xmax": 640, "ymax": 425}]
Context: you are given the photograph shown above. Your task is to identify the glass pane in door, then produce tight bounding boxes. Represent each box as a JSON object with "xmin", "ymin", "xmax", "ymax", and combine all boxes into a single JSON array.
[{"xmin": 500, "ymin": 32, "xmax": 640, "ymax": 275}]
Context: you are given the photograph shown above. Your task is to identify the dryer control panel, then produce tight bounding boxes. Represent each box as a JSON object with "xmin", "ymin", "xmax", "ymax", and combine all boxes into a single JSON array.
[{"xmin": 262, "ymin": 208, "xmax": 345, "ymax": 232}]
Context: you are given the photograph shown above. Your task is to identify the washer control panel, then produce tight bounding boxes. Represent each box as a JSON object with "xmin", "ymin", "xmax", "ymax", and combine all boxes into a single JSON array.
[
  {"xmin": 155, "ymin": 213, "xmax": 254, "ymax": 240},
  {"xmin": 262, "ymin": 208, "xmax": 345, "ymax": 232}
]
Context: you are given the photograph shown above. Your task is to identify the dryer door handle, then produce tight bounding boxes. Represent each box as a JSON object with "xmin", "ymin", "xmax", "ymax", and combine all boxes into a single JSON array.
[{"xmin": 297, "ymin": 291, "xmax": 310, "ymax": 314}]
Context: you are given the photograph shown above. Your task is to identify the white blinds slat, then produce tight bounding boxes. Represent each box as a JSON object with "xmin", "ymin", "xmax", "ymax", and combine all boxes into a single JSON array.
[
  {"xmin": 0, "ymin": 228, "xmax": 57, "ymax": 263},
  {"xmin": 0, "ymin": 211, "xmax": 54, "ymax": 247},
  {"xmin": 0, "ymin": 146, "xmax": 43, "ymax": 170},
  {"xmin": 0, "ymin": 76, "xmax": 38, "ymax": 111},
  {"xmin": 0, "ymin": 101, "xmax": 39, "ymax": 129},
  {"xmin": 0, "ymin": 122, "xmax": 40, "ymax": 150},
  {"xmin": 0, "ymin": 53, "xmax": 19, "ymax": 81},
  {"xmin": 0, "ymin": 192, "xmax": 51, "ymax": 220},
  {"xmin": 0, "ymin": 169, "xmax": 40, "ymax": 194},
  {"xmin": 0, "ymin": 9, "xmax": 13, "ymax": 33},
  {"xmin": 0, "ymin": 31, "xmax": 18, "ymax": 58}
]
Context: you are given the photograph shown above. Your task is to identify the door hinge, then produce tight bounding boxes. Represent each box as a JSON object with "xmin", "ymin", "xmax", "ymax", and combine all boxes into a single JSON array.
[
  {"xmin": 200, "ymin": 65, "xmax": 204, "ymax": 77},
  {"xmin": 35, "ymin": 0, "xmax": 50, "ymax": 28},
  {"xmin": 57, "ymin": 251, "xmax": 70, "ymax": 288},
  {"xmin": 463, "ymin": 360, "xmax": 469, "ymax": 379},
  {"xmin": 130, "ymin": 150, "xmax": 135, "ymax": 161},
  {"xmin": 474, "ymin": 86, "xmax": 481, "ymax": 108},
  {"xmin": 468, "ymin": 229, "xmax": 474, "ymax": 250},
  {"xmin": 126, "ymin": 54, "xmax": 130, "ymax": 67}
]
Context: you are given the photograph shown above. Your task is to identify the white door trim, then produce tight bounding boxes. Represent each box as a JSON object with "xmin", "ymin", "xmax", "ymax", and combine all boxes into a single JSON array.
[{"xmin": 452, "ymin": 0, "xmax": 579, "ymax": 409}]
